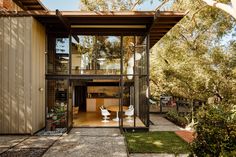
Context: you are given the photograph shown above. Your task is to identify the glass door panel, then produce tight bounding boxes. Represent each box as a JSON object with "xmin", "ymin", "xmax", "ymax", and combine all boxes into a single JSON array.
[{"xmin": 46, "ymin": 79, "xmax": 68, "ymax": 132}]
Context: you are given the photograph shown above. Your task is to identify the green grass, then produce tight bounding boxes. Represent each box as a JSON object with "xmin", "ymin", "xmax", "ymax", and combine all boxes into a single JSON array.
[{"xmin": 125, "ymin": 131, "xmax": 190, "ymax": 154}]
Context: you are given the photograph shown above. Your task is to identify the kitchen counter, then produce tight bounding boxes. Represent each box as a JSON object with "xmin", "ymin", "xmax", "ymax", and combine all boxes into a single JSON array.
[{"xmin": 86, "ymin": 98, "xmax": 120, "ymax": 112}]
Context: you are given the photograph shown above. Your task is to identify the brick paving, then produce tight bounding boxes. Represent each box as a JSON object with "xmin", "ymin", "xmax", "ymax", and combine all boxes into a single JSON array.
[{"xmin": 175, "ymin": 131, "xmax": 195, "ymax": 143}]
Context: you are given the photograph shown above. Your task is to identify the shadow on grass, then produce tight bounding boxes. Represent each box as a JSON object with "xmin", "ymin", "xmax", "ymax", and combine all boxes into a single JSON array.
[{"xmin": 125, "ymin": 131, "xmax": 190, "ymax": 154}]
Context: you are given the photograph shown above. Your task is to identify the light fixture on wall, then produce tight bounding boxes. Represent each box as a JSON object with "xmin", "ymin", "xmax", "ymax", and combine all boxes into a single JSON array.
[{"xmin": 39, "ymin": 87, "xmax": 44, "ymax": 92}]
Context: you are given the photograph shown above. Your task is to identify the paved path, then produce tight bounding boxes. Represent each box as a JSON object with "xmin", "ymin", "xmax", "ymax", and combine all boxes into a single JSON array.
[
  {"xmin": 130, "ymin": 153, "xmax": 188, "ymax": 157},
  {"xmin": 43, "ymin": 128, "xmax": 128, "ymax": 157},
  {"xmin": 149, "ymin": 114, "xmax": 195, "ymax": 144},
  {"xmin": 0, "ymin": 116, "xmax": 193, "ymax": 157},
  {"xmin": 149, "ymin": 114, "xmax": 183, "ymax": 131},
  {"xmin": 0, "ymin": 135, "xmax": 59, "ymax": 157}
]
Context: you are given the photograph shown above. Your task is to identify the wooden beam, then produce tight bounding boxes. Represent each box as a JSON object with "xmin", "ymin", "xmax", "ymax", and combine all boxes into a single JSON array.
[
  {"xmin": 151, "ymin": 24, "xmax": 175, "ymax": 28},
  {"xmin": 150, "ymin": 36, "xmax": 164, "ymax": 39},
  {"xmin": 56, "ymin": 9, "xmax": 70, "ymax": 31},
  {"xmin": 12, "ymin": 0, "xmax": 27, "ymax": 10},
  {"xmin": 150, "ymin": 28, "xmax": 170, "ymax": 32},
  {"xmin": 149, "ymin": 33, "xmax": 166, "ymax": 36},
  {"xmin": 71, "ymin": 28, "xmax": 146, "ymax": 34}
]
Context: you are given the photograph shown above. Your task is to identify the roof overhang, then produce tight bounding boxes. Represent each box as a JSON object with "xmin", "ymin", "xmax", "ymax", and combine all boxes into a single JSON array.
[
  {"xmin": 13, "ymin": 0, "xmax": 47, "ymax": 11},
  {"xmin": 0, "ymin": 10, "xmax": 186, "ymax": 48}
]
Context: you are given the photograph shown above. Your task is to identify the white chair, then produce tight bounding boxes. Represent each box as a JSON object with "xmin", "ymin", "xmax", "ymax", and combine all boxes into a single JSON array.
[
  {"xmin": 128, "ymin": 105, "xmax": 134, "ymax": 110},
  {"xmin": 125, "ymin": 108, "xmax": 134, "ymax": 122},
  {"xmin": 100, "ymin": 107, "xmax": 111, "ymax": 122}
]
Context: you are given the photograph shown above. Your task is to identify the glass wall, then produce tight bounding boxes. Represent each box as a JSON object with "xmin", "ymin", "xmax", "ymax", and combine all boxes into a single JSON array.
[
  {"xmin": 139, "ymin": 76, "xmax": 149, "ymax": 126},
  {"xmin": 71, "ymin": 35, "xmax": 121, "ymax": 75},
  {"xmin": 121, "ymin": 35, "xmax": 149, "ymax": 128},
  {"xmin": 46, "ymin": 34, "xmax": 149, "ymax": 128},
  {"xmin": 47, "ymin": 35, "xmax": 70, "ymax": 74},
  {"xmin": 46, "ymin": 79, "xmax": 68, "ymax": 131}
]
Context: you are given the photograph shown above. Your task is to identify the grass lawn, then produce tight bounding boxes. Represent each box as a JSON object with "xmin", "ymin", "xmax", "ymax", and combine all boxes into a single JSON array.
[{"xmin": 125, "ymin": 131, "xmax": 190, "ymax": 154}]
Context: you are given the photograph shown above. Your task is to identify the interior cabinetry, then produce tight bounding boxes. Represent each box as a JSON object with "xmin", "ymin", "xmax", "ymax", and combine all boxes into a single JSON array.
[
  {"xmin": 87, "ymin": 86, "xmax": 120, "ymax": 98},
  {"xmin": 86, "ymin": 86, "xmax": 120, "ymax": 112},
  {"xmin": 86, "ymin": 98, "xmax": 120, "ymax": 112}
]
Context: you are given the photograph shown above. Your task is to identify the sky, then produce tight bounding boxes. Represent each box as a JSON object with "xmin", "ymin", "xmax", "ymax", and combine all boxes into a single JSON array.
[{"xmin": 41, "ymin": 0, "xmax": 165, "ymax": 11}]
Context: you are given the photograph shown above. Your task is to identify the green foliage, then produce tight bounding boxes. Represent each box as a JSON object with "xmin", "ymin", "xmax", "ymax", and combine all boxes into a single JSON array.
[
  {"xmin": 165, "ymin": 110, "xmax": 189, "ymax": 127},
  {"xmin": 150, "ymin": 0, "xmax": 236, "ymax": 105},
  {"xmin": 191, "ymin": 103, "xmax": 236, "ymax": 157},
  {"xmin": 80, "ymin": 0, "xmax": 147, "ymax": 11}
]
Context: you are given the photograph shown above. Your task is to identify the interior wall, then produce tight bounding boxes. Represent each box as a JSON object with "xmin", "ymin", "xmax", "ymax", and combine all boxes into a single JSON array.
[{"xmin": 0, "ymin": 16, "xmax": 45, "ymax": 134}]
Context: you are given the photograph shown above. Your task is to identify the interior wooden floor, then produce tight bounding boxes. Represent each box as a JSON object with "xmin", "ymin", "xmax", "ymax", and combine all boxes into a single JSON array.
[{"xmin": 73, "ymin": 107, "xmax": 145, "ymax": 127}]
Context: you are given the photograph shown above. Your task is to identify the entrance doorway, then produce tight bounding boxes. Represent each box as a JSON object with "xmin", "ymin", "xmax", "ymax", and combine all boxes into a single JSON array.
[
  {"xmin": 71, "ymin": 78, "xmax": 145, "ymax": 128},
  {"xmin": 72, "ymin": 79, "xmax": 121, "ymax": 127}
]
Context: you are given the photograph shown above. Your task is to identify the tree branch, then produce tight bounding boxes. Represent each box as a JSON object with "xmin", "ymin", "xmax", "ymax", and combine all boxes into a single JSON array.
[
  {"xmin": 155, "ymin": 0, "xmax": 170, "ymax": 11},
  {"xmin": 179, "ymin": 32, "xmax": 192, "ymax": 48},
  {"xmin": 131, "ymin": 0, "xmax": 142, "ymax": 11},
  {"xmin": 150, "ymin": 78, "xmax": 158, "ymax": 87},
  {"xmin": 191, "ymin": 5, "xmax": 208, "ymax": 28},
  {"xmin": 203, "ymin": 0, "xmax": 236, "ymax": 19}
]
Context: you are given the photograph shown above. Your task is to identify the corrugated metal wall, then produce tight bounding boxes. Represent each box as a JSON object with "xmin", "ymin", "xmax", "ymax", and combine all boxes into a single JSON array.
[{"xmin": 0, "ymin": 16, "xmax": 45, "ymax": 134}]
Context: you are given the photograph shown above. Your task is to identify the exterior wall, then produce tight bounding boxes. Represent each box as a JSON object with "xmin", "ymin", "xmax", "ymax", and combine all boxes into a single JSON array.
[
  {"xmin": 31, "ymin": 18, "xmax": 46, "ymax": 133},
  {"xmin": 0, "ymin": 16, "xmax": 45, "ymax": 134},
  {"xmin": 0, "ymin": 0, "xmax": 23, "ymax": 11}
]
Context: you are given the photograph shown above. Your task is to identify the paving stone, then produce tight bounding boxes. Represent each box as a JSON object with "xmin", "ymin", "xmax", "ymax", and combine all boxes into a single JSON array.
[
  {"xmin": 0, "ymin": 148, "xmax": 47, "ymax": 157},
  {"xmin": 149, "ymin": 114, "xmax": 183, "ymax": 131},
  {"xmin": 43, "ymin": 128, "xmax": 127, "ymax": 157},
  {"xmin": 69, "ymin": 128, "xmax": 121, "ymax": 136},
  {"xmin": 130, "ymin": 153, "xmax": 189, "ymax": 157},
  {"xmin": 15, "ymin": 136, "xmax": 59, "ymax": 149},
  {"xmin": 0, "ymin": 136, "xmax": 28, "ymax": 154}
]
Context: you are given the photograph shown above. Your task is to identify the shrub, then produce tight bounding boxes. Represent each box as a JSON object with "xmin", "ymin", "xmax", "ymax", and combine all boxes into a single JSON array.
[
  {"xmin": 165, "ymin": 110, "xmax": 188, "ymax": 127},
  {"xmin": 191, "ymin": 103, "xmax": 236, "ymax": 157}
]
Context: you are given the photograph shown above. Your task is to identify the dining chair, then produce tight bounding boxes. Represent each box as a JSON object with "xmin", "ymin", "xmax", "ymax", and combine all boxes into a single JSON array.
[
  {"xmin": 125, "ymin": 108, "xmax": 134, "ymax": 122},
  {"xmin": 100, "ymin": 108, "xmax": 111, "ymax": 122},
  {"xmin": 128, "ymin": 105, "xmax": 134, "ymax": 110}
]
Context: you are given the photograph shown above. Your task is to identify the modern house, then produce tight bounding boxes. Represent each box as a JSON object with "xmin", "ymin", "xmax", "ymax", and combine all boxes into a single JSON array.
[{"xmin": 0, "ymin": 0, "xmax": 185, "ymax": 134}]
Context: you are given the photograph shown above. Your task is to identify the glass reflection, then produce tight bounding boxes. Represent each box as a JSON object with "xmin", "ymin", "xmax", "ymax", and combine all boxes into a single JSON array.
[
  {"xmin": 71, "ymin": 35, "xmax": 121, "ymax": 75},
  {"xmin": 55, "ymin": 38, "xmax": 70, "ymax": 74}
]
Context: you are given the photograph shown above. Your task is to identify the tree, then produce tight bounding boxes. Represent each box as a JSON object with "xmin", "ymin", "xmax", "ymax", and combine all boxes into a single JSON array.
[
  {"xmin": 79, "ymin": 0, "xmax": 146, "ymax": 11},
  {"xmin": 203, "ymin": 0, "xmax": 236, "ymax": 19},
  {"xmin": 150, "ymin": 0, "xmax": 236, "ymax": 107},
  {"xmin": 191, "ymin": 103, "xmax": 236, "ymax": 156}
]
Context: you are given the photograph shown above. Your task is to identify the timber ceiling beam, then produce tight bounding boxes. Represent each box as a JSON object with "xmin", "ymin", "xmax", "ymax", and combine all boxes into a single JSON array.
[
  {"xmin": 13, "ymin": 0, "xmax": 47, "ymax": 11},
  {"xmin": 56, "ymin": 9, "xmax": 70, "ymax": 32},
  {"xmin": 12, "ymin": 0, "xmax": 27, "ymax": 10}
]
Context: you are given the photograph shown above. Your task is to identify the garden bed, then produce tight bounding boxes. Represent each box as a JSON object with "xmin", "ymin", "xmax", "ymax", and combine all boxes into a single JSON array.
[{"xmin": 165, "ymin": 111, "xmax": 189, "ymax": 128}]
